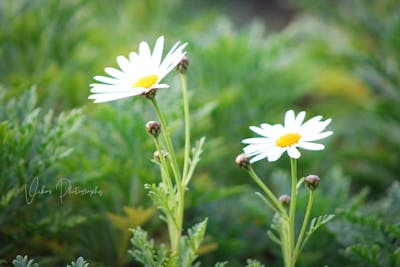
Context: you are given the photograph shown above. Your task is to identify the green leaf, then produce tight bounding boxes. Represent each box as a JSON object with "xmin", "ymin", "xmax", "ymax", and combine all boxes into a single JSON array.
[
  {"xmin": 179, "ymin": 218, "xmax": 208, "ymax": 267},
  {"xmin": 129, "ymin": 227, "xmax": 170, "ymax": 267},
  {"xmin": 12, "ymin": 255, "xmax": 39, "ymax": 267},
  {"xmin": 185, "ymin": 137, "xmax": 206, "ymax": 186},
  {"xmin": 66, "ymin": 257, "xmax": 89, "ymax": 267},
  {"xmin": 245, "ymin": 259, "xmax": 265, "ymax": 267}
]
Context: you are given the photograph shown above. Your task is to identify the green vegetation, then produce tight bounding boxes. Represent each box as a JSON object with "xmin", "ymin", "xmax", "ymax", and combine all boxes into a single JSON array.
[{"xmin": 1, "ymin": 0, "xmax": 399, "ymax": 266}]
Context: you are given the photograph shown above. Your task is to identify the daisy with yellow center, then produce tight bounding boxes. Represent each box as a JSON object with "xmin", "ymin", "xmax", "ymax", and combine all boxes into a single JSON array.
[
  {"xmin": 89, "ymin": 36, "xmax": 187, "ymax": 103},
  {"xmin": 242, "ymin": 110, "xmax": 333, "ymax": 163}
]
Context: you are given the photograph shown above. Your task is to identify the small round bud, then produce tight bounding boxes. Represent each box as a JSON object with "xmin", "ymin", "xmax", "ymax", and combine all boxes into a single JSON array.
[
  {"xmin": 145, "ymin": 121, "xmax": 161, "ymax": 138},
  {"xmin": 235, "ymin": 154, "xmax": 250, "ymax": 170},
  {"xmin": 176, "ymin": 55, "xmax": 189, "ymax": 73},
  {"xmin": 279, "ymin": 194, "xmax": 291, "ymax": 208},
  {"xmin": 305, "ymin": 175, "xmax": 320, "ymax": 191},
  {"xmin": 153, "ymin": 151, "xmax": 160, "ymax": 162}
]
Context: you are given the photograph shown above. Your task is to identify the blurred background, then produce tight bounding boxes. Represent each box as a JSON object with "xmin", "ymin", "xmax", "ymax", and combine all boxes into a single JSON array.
[{"xmin": 1, "ymin": 0, "xmax": 399, "ymax": 266}]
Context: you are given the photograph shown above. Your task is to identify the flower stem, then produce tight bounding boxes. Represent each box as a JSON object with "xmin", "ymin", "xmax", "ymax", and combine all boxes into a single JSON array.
[
  {"xmin": 180, "ymin": 73, "xmax": 190, "ymax": 185},
  {"xmin": 288, "ymin": 158, "xmax": 297, "ymax": 267},
  {"xmin": 150, "ymin": 97, "xmax": 183, "ymax": 253},
  {"xmin": 153, "ymin": 137, "xmax": 174, "ymax": 192},
  {"xmin": 248, "ymin": 167, "xmax": 288, "ymax": 219},
  {"xmin": 294, "ymin": 190, "xmax": 314, "ymax": 261}
]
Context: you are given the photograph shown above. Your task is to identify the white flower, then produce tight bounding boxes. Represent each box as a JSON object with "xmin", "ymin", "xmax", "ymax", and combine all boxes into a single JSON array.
[
  {"xmin": 242, "ymin": 110, "xmax": 333, "ymax": 163},
  {"xmin": 89, "ymin": 36, "xmax": 187, "ymax": 103}
]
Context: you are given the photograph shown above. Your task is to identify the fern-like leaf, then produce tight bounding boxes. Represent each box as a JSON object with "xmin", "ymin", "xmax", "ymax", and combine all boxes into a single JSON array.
[
  {"xmin": 300, "ymin": 214, "xmax": 335, "ymax": 251},
  {"xmin": 245, "ymin": 259, "xmax": 265, "ymax": 267},
  {"xmin": 179, "ymin": 218, "xmax": 208, "ymax": 267},
  {"xmin": 185, "ymin": 137, "xmax": 206, "ymax": 186},
  {"xmin": 67, "ymin": 257, "xmax": 89, "ymax": 267},
  {"xmin": 12, "ymin": 255, "xmax": 39, "ymax": 267}
]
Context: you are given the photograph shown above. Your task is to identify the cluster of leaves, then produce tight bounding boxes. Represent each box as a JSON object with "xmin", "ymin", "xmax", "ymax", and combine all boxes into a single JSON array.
[
  {"xmin": 330, "ymin": 182, "xmax": 400, "ymax": 267},
  {"xmin": 0, "ymin": 87, "xmax": 86, "ymax": 264},
  {"xmin": 12, "ymin": 255, "xmax": 89, "ymax": 267},
  {"xmin": 130, "ymin": 219, "xmax": 216, "ymax": 267}
]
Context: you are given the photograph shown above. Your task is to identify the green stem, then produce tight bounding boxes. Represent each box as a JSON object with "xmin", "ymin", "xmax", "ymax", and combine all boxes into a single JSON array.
[
  {"xmin": 288, "ymin": 158, "xmax": 297, "ymax": 267},
  {"xmin": 153, "ymin": 137, "xmax": 174, "ymax": 192},
  {"xmin": 150, "ymin": 97, "xmax": 184, "ymax": 253},
  {"xmin": 294, "ymin": 190, "xmax": 314, "ymax": 261},
  {"xmin": 151, "ymin": 97, "xmax": 181, "ymax": 185},
  {"xmin": 180, "ymin": 73, "xmax": 190, "ymax": 186},
  {"xmin": 248, "ymin": 167, "xmax": 288, "ymax": 219}
]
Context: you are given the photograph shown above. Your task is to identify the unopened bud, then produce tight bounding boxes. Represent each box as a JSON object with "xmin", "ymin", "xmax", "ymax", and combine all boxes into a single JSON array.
[
  {"xmin": 235, "ymin": 154, "xmax": 250, "ymax": 170},
  {"xmin": 305, "ymin": 175, "xmax": 320, "ymax": 191},
  {"xmin": 176, "ymin": 55, "xmax": 189, "ymax": 73},
  {"xmin": 145, "ymin": 121, "xmax": 161, "ymax": 137},
  {"xmin": 279, "ymin": 194, "xmax": 291, "ymax": 208},
  {"xmin": 153, "ymin": 151, "xmax": 160, "ymax": 162}
]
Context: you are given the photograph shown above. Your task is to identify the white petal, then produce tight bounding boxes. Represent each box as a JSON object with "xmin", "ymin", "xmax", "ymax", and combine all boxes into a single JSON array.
[
  {"xmin": 242, "ymin": 137, "xmax": 272, "ymax": 144},
  {"xmin": 151, "ymin": 83, "xmax": 169, "ymax": 89},
  {"xmin": 139, "ymin": 41, "xmax": 152, "ymax": 61},
  {"xmin": 297, "ymin": 142, "xmax": 325, "ymax": 151},
  {"xmin": 299, "ymin": 116, "xmax": 331, "ymax": 135},
  {"xmin": 129, "ymin": 52, "xmax": 139, "ymax": 64},
  {"xmin": 267, "ymin": 148, "xmax": 285, "ymax": 162},
  {"xmin": 284, "ymin": 110, "xmax": 296, "ymax": 130},
  {"xmin": 295, "ymin": 111, "xmax": 306, "ymax": 129},
  {"xmin": 90, "ymin": 84, "xmax": 132, "ymax": 93},
  {"xmin": 243, "ymin": 143, "xmax": 274, "ymax": 155},
  {"xmin": 159, "ymin": 43, "xmax": 187, "ymax": 77},
  {"xmin": 89, "ymin": 91, "xmax": 144, "ymax": 103},
  {"xmin": 117, "ymin": 56, "xmax": 132, "ymax": 73},
  {"xmin": 301, "ymin": 131, "xmax": 333, "ymax": 142},
  {"xmin": 249, "ymin": 151, "xmax": 270, "ymax": 163},
  {"xmin": 287, "ymin": 146, "xmax": 301, "ymax": 159},
  {"xmin": 93, "ymin": 75, "xmax": 121, "ymax": 85},
  {"xmin": 152, "ymin": 36, "xmax": 164, "ymax": 67},
  {"xmin": 104, "ymin": 67, "xmax": 125, "ymax": 79},
  {"xmin": 249, "ymin": 126, "xmax": 269, "ymax": 137}
]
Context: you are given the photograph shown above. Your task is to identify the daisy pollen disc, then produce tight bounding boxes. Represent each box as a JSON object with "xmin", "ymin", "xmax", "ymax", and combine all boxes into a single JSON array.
[
  {"xmin": 276, "ymin": 133, "xmax": 301, "ymax": 148},
  {"xmin": 133, "ymin": 75, "xmax": 159, "ymax": 89}
]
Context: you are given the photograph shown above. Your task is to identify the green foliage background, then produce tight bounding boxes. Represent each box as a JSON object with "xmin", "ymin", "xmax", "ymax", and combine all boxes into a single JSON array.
[{"xmin": 0, "ymin": 0, "xmax": 399, "ymax": 266}]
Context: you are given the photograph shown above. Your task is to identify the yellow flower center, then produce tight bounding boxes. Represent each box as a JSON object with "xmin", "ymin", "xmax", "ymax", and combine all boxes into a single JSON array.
[
  {"xmin": 133, "ymin": 75, "xmax": 158, "ymax": 89},
  {"xmin": 276, "ymin": 133, "xmax": 301, "ymax": 147}
]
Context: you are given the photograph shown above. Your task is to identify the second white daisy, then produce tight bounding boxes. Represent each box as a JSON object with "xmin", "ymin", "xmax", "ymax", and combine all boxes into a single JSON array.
[
  {"xmin": 89, "ymin": 36, "xmax": 187, "ymax": 103},
  {"xmin": 242, "ymin": 110, "xmax": 333, "ymax": 163}
]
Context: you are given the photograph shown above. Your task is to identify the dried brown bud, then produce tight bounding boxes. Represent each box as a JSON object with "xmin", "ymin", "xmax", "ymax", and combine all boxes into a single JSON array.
[
  {"xmin": 279, "ymin": 194, "xmax": 291, "ymax": 208},
  {"xmin": 305, "ymin": 175, "xmax": 320, "ymax": 191},
  {"xmin": 235, "ymin": 154, "xmax": 251, "ymax": 170},
  {"xmin": 145, "ymin": 121, "xmax": 161, "ymax": 138},
  {"xmin": 176, "ymin": 55, "xmax": 189, "ymax": 74}
]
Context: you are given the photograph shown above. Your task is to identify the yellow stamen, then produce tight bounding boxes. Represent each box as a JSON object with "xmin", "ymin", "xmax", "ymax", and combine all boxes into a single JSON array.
[
  {"xmin": 276, "ymin": 133, "xmax": 301, "ymax": 147},
  {"xmin": 133, "ymin": 75, "xmax": 158, "ymax": 89}
]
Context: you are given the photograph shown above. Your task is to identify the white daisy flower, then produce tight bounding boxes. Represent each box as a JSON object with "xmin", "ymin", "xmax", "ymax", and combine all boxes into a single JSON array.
[
  {"xmin": 242, "ymin": 110, "xmax": 333, "ymax": 163},
  {"xmin": 89, "ymin": 36, "xmax": 187, "ymax": 103}
]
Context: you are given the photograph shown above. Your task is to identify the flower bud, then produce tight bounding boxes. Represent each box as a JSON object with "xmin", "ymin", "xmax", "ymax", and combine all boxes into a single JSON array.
[
  {"xmin": 305, "ymin": 175, "xmax": 320, "ymax": 191},
  {"xmin": 176, "ymin": 55, "xmax": 189, "ymax": 73},
  {"xmin": 279, "ymin": 194, "xmax": 291, "ymax": 208},
  {"xmin": 153, "ymin": 151, "xmax": 160, "ymax": 162},
  {"xmin": 235, "ymin": 153, "xmax": 250, "ymax": 170},
  {"xmin": 145, "ymin": 121, "xmax": 161, "ymax": 138}
]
